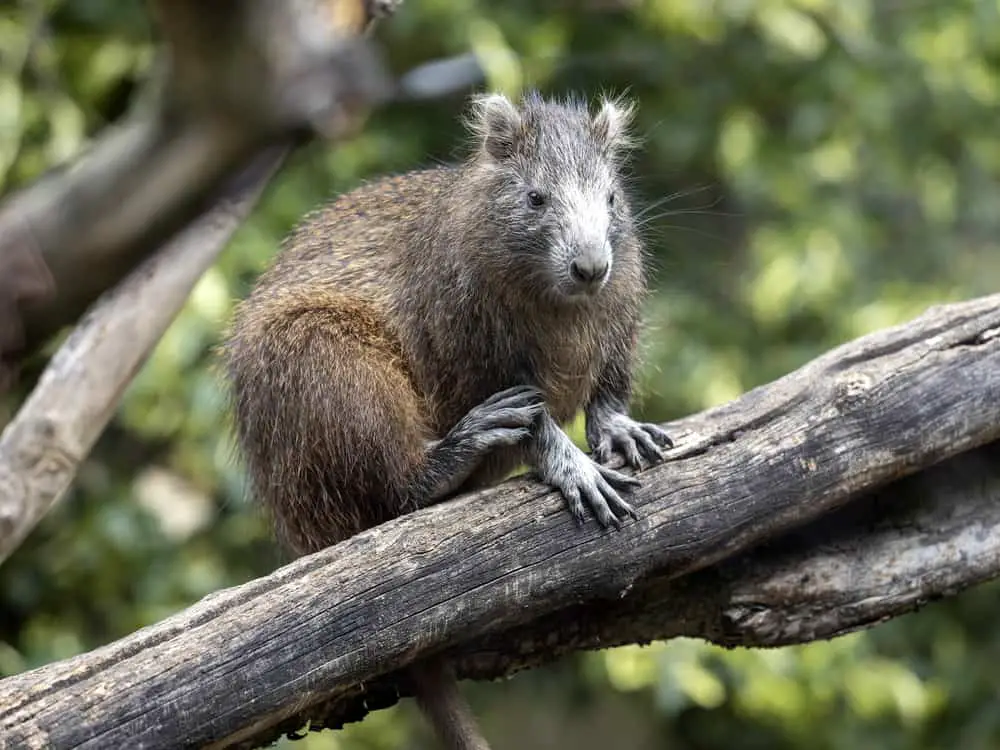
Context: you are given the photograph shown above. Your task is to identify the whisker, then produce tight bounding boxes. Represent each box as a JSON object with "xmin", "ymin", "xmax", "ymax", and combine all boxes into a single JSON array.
[
  {"xmin": 638, "ymin": 207, "xmax": 742, "ymax": 223},
  {"xmin": 639, "ymin": 222, "xmax": 734, "ymax": 245},
  {"xmin": 634, "ymin": 187, "xmax": 724, "ymax": 222}
]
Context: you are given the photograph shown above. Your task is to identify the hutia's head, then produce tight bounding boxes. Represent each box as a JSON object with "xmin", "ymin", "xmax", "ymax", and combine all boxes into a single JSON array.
[{"xmin": 465, "ymin": 90, "xmax": 638, "ymax": 303}]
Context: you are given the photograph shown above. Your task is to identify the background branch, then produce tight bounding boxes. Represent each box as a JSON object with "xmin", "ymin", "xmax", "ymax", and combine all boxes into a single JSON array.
[
  {"xmin": 0, "ymin": 146, "xmax": 286, "ymax": 565},
  {"xmin": 0, "ymin": 0, "xmax": 394, "ymax": 384},
  {"xmin": 0, "ymin": 294, "xmax": 997, "ymax": 749}
]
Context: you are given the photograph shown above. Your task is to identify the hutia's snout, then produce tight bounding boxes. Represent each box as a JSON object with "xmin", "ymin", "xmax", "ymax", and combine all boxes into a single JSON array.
[{"xmin": 569, "ymin": 245, "xmax": 611, "ymax": 292}]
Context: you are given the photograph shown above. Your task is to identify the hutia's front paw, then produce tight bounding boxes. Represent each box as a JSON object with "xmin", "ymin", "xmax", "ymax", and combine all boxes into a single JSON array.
[
  {"xmin": 544, "ymin": 451, "xmax": 641, "ymax": 528},
  {"xmin": 591, "ymin": 413, "xmax": 673, "ymax": 469},
  {"xmin": 453, "ymin": 385, "xmax": 545, "ymax": 452}
]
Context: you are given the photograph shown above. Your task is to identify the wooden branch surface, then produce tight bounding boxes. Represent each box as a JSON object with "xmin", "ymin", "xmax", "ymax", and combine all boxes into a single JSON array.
[
  {"xmin": 315, "ymin": 439, "xmax": 1000, "ymax": 741},
  {"xmin": 0, "ymin": 294, "xmax": 997, "ymax": 749},
  {"xmin": 0, "ymin": 0, "xmax": 392, "ymax": 381},
  {"xmin": 0, "ymin": 147, "xmax": 286, "ymax": 565}
]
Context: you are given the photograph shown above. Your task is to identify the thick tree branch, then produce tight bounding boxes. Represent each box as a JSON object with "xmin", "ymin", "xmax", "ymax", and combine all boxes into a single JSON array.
[
  {"xmin": 0, "ymin": 294, "xmax": 997, "ymax": 749},
  {"xmin": 0, "ymin": 0, "xmax": 395, "ymax": 383},
  {"xmin": 315, "ymin": 439, "xmax": 1000, "ymax": 742}
]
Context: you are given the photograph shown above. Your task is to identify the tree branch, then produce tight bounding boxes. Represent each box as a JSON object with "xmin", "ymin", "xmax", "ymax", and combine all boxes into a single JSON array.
[
  {"xmin": 0, "ymin": 0, "xmax": 394, "ymax": 383},
  {"xmin": 0, "ymin": 146, "xmax": 287, "ymax": 565},
  {"xmin": 317, "ymin": 439, "xmax": 1000, "ymax": 741},
  {"xmin": 0, "ymin": 294, "xmax": 997, "ymax": 749}
]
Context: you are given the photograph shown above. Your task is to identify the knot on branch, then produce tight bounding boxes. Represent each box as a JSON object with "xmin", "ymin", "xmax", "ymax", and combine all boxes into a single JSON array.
[{"xmin": 832, "ymin": 372, "xmax": 875, "ymax": 410}]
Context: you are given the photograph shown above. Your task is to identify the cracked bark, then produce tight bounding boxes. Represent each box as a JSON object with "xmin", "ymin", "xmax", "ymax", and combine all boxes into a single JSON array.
[{"xmin": 0, "ymin": 293, "xmax": 997, "ymax": 749}]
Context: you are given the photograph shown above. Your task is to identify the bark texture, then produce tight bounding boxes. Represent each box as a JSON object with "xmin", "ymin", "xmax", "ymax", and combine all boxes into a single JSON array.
[{"xmin": 0, "ymin": 294, "xmax": 996, "ymax": 749}]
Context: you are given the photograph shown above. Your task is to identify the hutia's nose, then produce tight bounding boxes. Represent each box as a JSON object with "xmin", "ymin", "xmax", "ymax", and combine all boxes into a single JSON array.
[{"xmin": 570, "ymin": 257, "xmax": 609, "ymax": 284}]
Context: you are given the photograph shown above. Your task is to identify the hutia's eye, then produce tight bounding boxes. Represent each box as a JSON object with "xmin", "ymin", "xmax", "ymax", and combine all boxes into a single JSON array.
[
  {"xmin": 526, "ymin": 190, "xmax": 546, "ymax": 209},
  {"xmin": 608, "ymin": 191, "xmax": 616, "ymax": 207}
]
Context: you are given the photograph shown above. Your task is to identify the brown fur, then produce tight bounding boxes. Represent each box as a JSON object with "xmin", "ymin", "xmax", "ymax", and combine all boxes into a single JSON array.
[
  {"xmin": 221, "ymin": 91, "xmax": 647, "ymax": 748},
  {"xmin": 225, "ymin": 173, "xmax": 644, "ymax": 549}
]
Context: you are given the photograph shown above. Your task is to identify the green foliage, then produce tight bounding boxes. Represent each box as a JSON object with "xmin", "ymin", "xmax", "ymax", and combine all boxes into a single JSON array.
[{"xmin": 2, "ymin": 1, "xmax": 999, "ymax": 748}]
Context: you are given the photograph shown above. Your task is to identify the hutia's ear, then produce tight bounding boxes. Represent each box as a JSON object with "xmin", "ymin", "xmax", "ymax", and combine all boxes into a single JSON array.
[
  {"xmin": 465, "ymin": 92, "xmax": 523, "ymax": 161},
  {"xmin": 592, "ymin": 94, "xmax": 637, "ymax": 156}
]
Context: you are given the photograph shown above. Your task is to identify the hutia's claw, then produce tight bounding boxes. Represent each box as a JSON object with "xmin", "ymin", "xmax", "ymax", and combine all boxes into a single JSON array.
[
  {"xmin": 590, "ymin": 412, "xmax": 673, "ymax": 470},
  {"xmin": 541, "ymin": 446, "xmax": 641, "ymax": 528}
]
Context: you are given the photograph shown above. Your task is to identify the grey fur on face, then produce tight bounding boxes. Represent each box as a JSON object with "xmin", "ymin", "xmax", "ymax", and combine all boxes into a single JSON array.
[{"xmin": 464, "ymin": 91, "xmax": 638, "ymax": 304}]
